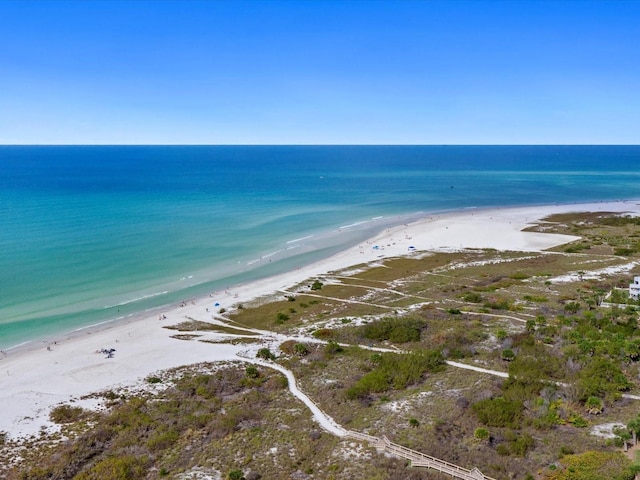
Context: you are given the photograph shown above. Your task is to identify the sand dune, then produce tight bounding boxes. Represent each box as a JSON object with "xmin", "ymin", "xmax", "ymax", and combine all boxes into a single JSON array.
[{"xmin": 2, "ymin": 200, "xmax": 639, "ymax": 439}]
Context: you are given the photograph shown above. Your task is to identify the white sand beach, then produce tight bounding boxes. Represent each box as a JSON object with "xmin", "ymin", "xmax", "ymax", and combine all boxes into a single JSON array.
[{"xmin": 2, "ymin": 200, "xmax": 640, "ymax": 439}]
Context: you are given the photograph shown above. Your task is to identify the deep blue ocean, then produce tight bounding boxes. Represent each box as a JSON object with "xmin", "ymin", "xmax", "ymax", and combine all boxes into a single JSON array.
[{"xmin": 1, "ymin": 145, "xmax": 639, "ymax": 349}]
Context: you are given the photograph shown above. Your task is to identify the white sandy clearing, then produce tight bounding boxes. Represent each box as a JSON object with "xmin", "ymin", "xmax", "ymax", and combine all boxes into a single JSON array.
[{"xmin": 2, "ymin": 200, "xmax": 640, "ymax": 439}]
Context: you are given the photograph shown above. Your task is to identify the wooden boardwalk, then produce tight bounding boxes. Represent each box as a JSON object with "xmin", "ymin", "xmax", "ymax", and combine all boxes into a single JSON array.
[{"xmin": 347, "ymin": 431, "xmax": 497, "ymax": 480}]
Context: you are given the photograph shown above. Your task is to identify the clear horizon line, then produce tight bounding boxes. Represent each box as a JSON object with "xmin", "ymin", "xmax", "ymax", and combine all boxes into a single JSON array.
[{"xmin": 1, "ymin": 143, "xmax": 639, "ymax": 147}]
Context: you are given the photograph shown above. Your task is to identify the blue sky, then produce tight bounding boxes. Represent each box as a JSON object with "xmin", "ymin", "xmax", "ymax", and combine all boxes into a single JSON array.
[{"xmin": 0, "ymin": 0, "xmax": 638, "ymax": 144}]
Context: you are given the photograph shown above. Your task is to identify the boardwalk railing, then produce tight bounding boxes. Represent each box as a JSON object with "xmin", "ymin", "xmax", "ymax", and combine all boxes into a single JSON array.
[{"xmin": 347, "ymin": 431, "xmax": 497, "ymax": 480}]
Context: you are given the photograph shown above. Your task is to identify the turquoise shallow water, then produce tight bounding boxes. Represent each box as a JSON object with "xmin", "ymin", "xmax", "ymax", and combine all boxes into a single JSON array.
[{"xmin": 1, "ymin": 145, "xmax": 639, "ymax": 349}]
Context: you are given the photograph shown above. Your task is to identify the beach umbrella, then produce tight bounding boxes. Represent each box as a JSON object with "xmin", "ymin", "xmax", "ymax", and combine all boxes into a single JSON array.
[{"xmin": 214, "ymin": 302, "xmax": 220, "ymax": 307}]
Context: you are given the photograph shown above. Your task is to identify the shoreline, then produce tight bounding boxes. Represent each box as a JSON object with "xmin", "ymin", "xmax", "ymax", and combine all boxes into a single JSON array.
[
  {"xmin": 2, "ymin": 199, "xmax": 640, "ymax": 439},
  {"xmin": 0, "ymin": 209, "xmax": 429, "ymax": 354}
]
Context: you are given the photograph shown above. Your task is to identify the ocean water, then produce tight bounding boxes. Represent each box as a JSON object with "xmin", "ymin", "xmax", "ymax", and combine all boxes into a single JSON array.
[{"xmin": 1, "ymin": 145, "xmax": 639, "ymax": 349}]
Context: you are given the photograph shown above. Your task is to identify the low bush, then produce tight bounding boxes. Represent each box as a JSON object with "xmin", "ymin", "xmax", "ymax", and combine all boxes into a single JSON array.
[
  {"xmin": 496, "ymin": 432, "xmax": 534, "ymax": 457},
  {"xmin": 545, "ymin": 451, "xmax": 635, "ymax": 480},
  {"xmin": 578, "ymin": 357, "xmax": 631, "ymax": 401},
  {"xmin": 256, "ymin": 348, "xmax": 276, "ymax": 360},
  {"xmin": 74, "ymin": 455, "xmax": 149, "ymax": 480},
  {"xmin": 324, "ymin": 341, "xmax": 343, "ymax": 356},
  {"xmin": 474, "ymin": 427, "xmax": 490, "ymax": 442},
  {"xmin": 501, "ymin": 349, "xmax": 515, "ymax": 361},
  {"xmin": 462, "ymin": 292, "xmax": 483, "ymax": 303},
  {"xmin": 294, "ymin": 343, "xmax": 309, "ymax": 356},
  {"xmin": 360, "ymin": 317, "xmax": 425, "ymax": 343},
  {"xmin": 50, "ymin": 404, "xmax": 86, "ymax": 424},
  {"xmin": 483, "ymin": 297, "xmax": 512, "ymax": 310},
  {"xmin": 312, "ymin": 328, "xmax": 334, "ymax": 339},
  {"xmin": 346, "ymin": 350, "xmax": 444, "ymax": 399},
  {"xmin": 472, "ymin": 397, "xmax": 523, "ymax": 428}
]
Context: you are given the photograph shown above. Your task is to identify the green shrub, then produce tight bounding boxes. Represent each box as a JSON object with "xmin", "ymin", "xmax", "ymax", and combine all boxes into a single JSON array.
[
  {"xmin": 293, "ymin": 343, "xmax": 309, "ymax": 356},
  {"xmin": 462, "ymin": 292, "xmax": 484, "ymax": 303},
  {"xmin": 585, "ymin": 396, "xmax": 603, "ymax": 414},
  {"xmin": 546, "ymin": 451, "xmax": 635, "ymax": 480},
  {"xmin": 360, "ymin": 317, "xmax": 424, "ymax": 343},
  {"xmin": 346, "ymin": 350, "xmax": 444, "ymax": 399},
  {"xmin": 564, "ymin": 301, "xmax": 581, "ymax": 313},
  {"xmin": 474, "ymin": 427, "xmax": 490, "ymax": 442},
  {"xmin": 311, "ymin": 280, "xmax": 323, "ymax": 291},
  {"xmin": 523, "ymin": 294, "xmax": 548, "ymax": 303},
  {"xmin": 568, "ymin": 414, "xmax": 588, "ymax": 428},
  {"xmin": 146, "ymin": 428, "xmax": 179, "ymax": 451},
  {"xmin": 256, "ymin": 348, "xmax": 275, "ymax": 360},
  {"xmin": 564, "ymin": 242, "xmax": 590, "ymax": 253},
  {"xmin": 559, "ymin": 445, "xmax": 575, "ymax": 456},
  {"xmin": 325, "ymin": 341, "xmax": 343, "ymax": 355},
  {"xmin": 501, "ymin": 349, "xmax": 515, "ymax": 361},
  {"xmin": 510, "ymin": 272, "xmax": 530, "ymax": 280},
  {"xmin": 228, "ymin": 469, "xmax": 245, "ymax": 480},
  {"xmin": 472, "ymin": 397, "xmax": 523, "ymax": 428},
  {"xmin": 75, "ymin": 455, "xmax": 148, "ymax": 480},
  {"xmin": 578, "ymin": 357, "xmax": 631, "ymax": 401},
  {"xmin": 509, "ymin": 432, "xmax": 534, "ymax": 456},
  {"xmin": 508, "ymin": 343, "xmax": 563, "ymax": 384}
]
